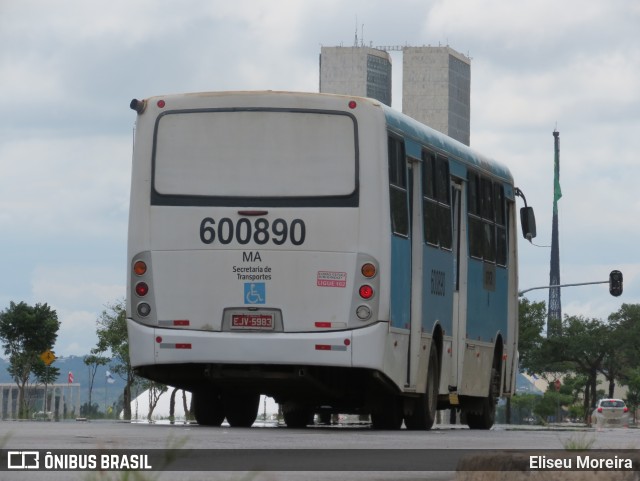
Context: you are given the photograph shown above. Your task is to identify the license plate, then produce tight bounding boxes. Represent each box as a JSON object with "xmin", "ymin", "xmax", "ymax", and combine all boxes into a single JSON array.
[{"xmin": 231, "ymin": 314, "xmax": 274, "ymax": 330}]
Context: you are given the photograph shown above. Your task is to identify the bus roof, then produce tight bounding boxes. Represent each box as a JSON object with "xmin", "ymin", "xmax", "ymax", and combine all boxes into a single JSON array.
[
  {"xmin": 133, "ymin": 90, "xmax": 513, "ymax": 185},
  {"xmin": 382, "ymin": 104, "xmax": 514, "ymax": 184}
]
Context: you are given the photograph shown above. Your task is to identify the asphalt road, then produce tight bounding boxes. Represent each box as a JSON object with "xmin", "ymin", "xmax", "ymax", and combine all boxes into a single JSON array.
[{"xmin": 1, "ymin": 421, "xmax": 637, "ymax": 481}]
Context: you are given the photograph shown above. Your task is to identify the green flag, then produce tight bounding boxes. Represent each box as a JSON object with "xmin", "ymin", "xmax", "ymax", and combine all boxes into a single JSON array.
[{"xmin": 553, "ymin": 132, "xmax": 561, "ymax": 213}]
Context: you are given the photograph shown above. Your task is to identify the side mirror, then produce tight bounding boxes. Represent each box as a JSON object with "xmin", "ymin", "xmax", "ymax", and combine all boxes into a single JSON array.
[
  {"xmin": 609, "ymin": 270, "xmax": 623, "ymax": 297},
  {"xmin": 520, "ymin": 207, "xmax": 537, "ymax": 241}
]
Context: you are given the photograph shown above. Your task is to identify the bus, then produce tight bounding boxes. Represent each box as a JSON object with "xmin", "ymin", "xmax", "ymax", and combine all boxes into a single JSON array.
[{"xmin": 126, "ymin": 91, "xmax": 536, "ymax": 430}]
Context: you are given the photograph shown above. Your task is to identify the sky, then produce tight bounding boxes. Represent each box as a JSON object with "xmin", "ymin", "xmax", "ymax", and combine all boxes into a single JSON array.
[{"xmin": 1, "ymin": 0, "xmax": 639, "ymax": 356}]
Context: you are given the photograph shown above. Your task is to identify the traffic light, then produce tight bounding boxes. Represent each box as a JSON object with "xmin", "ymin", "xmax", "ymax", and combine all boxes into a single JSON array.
[{"xmin": 609, "ymin": 270, "xmax": 623, "ymax": 297}]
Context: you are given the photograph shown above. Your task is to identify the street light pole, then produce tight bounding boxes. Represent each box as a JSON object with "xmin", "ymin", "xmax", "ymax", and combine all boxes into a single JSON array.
[
  {"xmin": 519, "ymin": 271, "xmax": 623, "ymax": 297},
  {"xmin": 519, "ymin": 280, "xmax": 607, "ymax": 297}
]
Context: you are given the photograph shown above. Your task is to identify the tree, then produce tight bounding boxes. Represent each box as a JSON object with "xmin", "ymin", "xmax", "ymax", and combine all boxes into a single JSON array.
[
  {"xmin": 609, "ymin": 304, "xmax": 640, "ymax": 382},
  {"xmin": 510, "ymin": 393, "xmax": 540, "ymax": 424},
  {"xmin": 84, "ymin": 354, "xmax": 109, "ymax": 418},
  {"xmin": 141, "ymin": 379, "xmax": 168, "ymax": 421},
  {"xmin": 533, "ymin": 389, "xmax": 573, "ymax": 424},
  {"xmin": 551, "ymin": 315, "xmax": 610, "ymax": 420},
  {"xmin": 92, "ymin": 300, "xmax": 137, "ymax": 420},
  {"xmin": 0, "ymin": 301, "xmax": 60, "ymax": 418},
  {"xmin": 517, "ymin": 298, "xmax": 547, "ymax": 374}
]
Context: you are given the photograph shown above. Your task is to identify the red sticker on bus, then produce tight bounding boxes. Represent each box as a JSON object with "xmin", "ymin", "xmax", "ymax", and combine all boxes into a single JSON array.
[{"xmin": 317, "ymin": 271, "xmax": 347, "ymax": 288}]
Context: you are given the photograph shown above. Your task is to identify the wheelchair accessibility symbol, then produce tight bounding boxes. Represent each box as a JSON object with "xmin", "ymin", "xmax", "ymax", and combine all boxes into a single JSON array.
[{"xmin": 244, "ymin": 283, "xmax": 266, "ymax": 305}]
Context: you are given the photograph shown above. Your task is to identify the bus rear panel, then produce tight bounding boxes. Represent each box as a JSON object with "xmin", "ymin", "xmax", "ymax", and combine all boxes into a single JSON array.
[
  {"xmin": 127, "ymin": 92, "xmax": 395, "ymax": 421},
  {"xmin": 127, "ymin": 91, "xmax": 532, "ymax": 429}
]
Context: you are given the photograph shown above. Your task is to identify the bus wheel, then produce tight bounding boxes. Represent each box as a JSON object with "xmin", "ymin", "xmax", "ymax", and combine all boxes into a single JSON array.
[
  {"xmin": 283, "ymin": 405, "xmax": 314, "ymax": 428},
  {"xmin": 192, "ymin": 390, "xmax": 225, "ymax": 427},
  {"xmin": 370, "ymin": 395, "xmax": 403, "ymax": 430},
  {"xmin": 224, "ymin": 393, "xmax": 260, "ymax": 427},
  {"xmin": 466, "ymin": 367, "xmax": 498, "ymax": 430},
  {"xmin": 317, "ymin": 412, "xmax": 332, "ymax": 425},
  {"xmin": 405, "ymin": 341, "xmax": 439, "ymax": 430}
]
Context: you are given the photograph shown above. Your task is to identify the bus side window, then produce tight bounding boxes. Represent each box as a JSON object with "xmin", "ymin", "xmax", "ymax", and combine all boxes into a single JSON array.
[
  {"xmin": 468, "ymin": 172, "xmax": 483, "ymax": 259},
  {"xmin": 467, "ymin": 172, "xmax": 507, "ymax": 266},
  {"xmin": 436, "ymin": 155, "xmax": 452, "ymax": 249},
  {"xmin": 422, "ymin": 149, "xmax": 452, "ymax": 249},
  {"xmin": 388, "ymin": 135, "xmax": 409, "ymax": 237},
  {"xmin": 481, "ymin": 178, "xmax": 496, "ymax": 262},
  {"xmin": 495, "ymin": 184, "xmax": 507, "ymax": 266}
]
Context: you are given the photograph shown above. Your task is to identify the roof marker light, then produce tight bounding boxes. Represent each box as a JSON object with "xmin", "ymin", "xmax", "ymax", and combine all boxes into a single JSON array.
[
  {"xmin": 157, "ymin": 99, "xmax": 166, "ymax": 108},
  {"xmin": 348, "ymin": 100, "xmax": 357, "ymax": 109}
]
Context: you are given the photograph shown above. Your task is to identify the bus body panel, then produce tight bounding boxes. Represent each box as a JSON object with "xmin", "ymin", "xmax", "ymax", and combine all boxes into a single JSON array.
[
  {"xmin": 389, "ymin": 237, "xmax": 411, "ymax": 330},
  {"xmin": 127, "ymin": 90, "xmax": 524, "ymax": 426},
  {"xmin": 141, "ymin": 206, "xmax": 364, "ymax": 333},
  {"xmin": 421, "ymin": 246, "xmax": 454, "ymax": 337}
]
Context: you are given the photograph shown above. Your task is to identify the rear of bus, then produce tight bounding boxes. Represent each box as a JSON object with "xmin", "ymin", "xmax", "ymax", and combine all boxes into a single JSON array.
[{"xmin": 126, "ymin": 92, "xmax": 392, "ymax": 413}]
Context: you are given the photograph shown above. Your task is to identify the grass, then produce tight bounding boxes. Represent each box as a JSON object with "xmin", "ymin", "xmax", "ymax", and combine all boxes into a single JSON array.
[{"xmin": 562, "ymin": 433, "xmax": 596, "ymax": 450}]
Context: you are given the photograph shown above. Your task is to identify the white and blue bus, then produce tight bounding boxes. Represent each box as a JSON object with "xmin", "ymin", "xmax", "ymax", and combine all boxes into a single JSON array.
[{"xmin": 126, "ymin": 91, "xmax": 536, "ymax": 429}]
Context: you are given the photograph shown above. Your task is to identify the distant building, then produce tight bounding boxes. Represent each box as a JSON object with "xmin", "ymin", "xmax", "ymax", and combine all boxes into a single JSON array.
[
  {"xmin": 1, "ymin": 383, "xmax": 80, "ymax": 420},
  {"xmin": 402, "ymin": 46, "xmax": 470, "ymax": 146},
  {"xmin": 319, "ymin": 46, "xmax": 392, "ymax": 106},
  {"xmin": 319, "ymin": 45, "xmax": 471, "ymax": 145}
]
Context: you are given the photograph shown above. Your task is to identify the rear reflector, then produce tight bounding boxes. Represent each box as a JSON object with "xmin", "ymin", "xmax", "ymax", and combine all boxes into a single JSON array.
[
  {"xmin": 314, "ymin": 321, "xmax": 347, "ymax": 328},
  {"xmin": 315, "ymin": 344, "xmax": 347, "ymax": 351},
  {"xmin": 159, "ymin": 343, "xmax": 192, "ymax": 349}
]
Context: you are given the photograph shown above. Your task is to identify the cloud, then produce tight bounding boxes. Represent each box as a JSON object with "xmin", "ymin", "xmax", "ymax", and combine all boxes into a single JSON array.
[
  {"xmin": 0, "ymin": 134, "xmax": 130, "ymax": 239},
  {"xmin": 29, "ymin": 265, "xmax": 124, "ymax": 356},
  {"xmin": 1, "ymin": 0, "xmax": 639, "ymax": 356}
]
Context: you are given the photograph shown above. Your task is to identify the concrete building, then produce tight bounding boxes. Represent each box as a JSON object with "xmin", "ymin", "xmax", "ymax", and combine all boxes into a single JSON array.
[
  {"xmin": 403, "ymin": 47, "xmax": 471, "ymax": 146},
  {"xmin": 319, "ymin": 45, "xmax": 471, "ymax": 145},
  {"xmin": 1, "ymin": 382, "xmax": 80, "ymax": 420},
  {"xmin": 319, "ymin": 46, "xmax": 392, "ymax": 106}
]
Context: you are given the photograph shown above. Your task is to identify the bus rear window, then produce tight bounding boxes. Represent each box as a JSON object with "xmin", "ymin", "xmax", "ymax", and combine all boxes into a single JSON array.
[{"xmin": 153, "ymin": 110, "xmax": 357, "ymax": 199}]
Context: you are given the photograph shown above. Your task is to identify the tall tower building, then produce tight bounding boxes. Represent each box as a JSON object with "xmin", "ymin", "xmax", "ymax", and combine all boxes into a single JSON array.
[
  {"xmin": 402, "ymin": 47, "xmax": 471, "ymax": 146},
  {"xmin": 319, "ymin": 46, "xmax": 392, "ymax": 106},
  {"xmin": 319, "ymin": 45, "xmax": 471, "ymax": 145},
  {"xmin": 547, "ymin": 130, "xmax": 562, "ymax": 336}
]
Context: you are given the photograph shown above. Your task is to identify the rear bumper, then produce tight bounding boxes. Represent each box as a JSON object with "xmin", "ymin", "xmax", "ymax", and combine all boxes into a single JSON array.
[{"xmin": 127, "ymin": 318, "xmax": 388, "ymax": 371}]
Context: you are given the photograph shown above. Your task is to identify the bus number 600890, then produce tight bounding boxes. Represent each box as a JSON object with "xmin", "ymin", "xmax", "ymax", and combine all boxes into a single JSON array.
[{"xmin": 199, "ymin": 217, "xmax": 306, "ymax": 246}]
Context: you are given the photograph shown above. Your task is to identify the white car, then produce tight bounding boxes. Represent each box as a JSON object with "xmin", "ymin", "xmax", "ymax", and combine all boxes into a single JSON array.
[{"xmin": 592, "ymin": 399, "xmax": 630, "ymax": 427}]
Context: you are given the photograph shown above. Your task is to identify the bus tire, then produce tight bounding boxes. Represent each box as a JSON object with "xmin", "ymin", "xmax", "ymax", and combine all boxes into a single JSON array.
[
  {"xmin": 192, "ymin": 390, "xmax": 225, "ymax": 427},
  {"xmin": 317, "ymin": 412, "xmax": 332, "ymax": 425},
  {"xmin": 466, "ymin": 367, "xmax": 498, "ymax": 430},
  {"xmin": 224, "ymin": 393, "xmax": 260, "ymax": 427},
  {"xmin": 405, "ymin": 341, "xmax": 439, "ymax": 430},
  {"xmin": 283, "ymin": 406, "xmax": 314, "ymax": 428},
  {"xmin": 370, "ymin": 395, "xmax": 403, "ymax": 430}
]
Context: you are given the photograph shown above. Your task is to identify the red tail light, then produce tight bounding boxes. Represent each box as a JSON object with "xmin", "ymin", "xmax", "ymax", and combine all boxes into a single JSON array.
[
  {"xmin": 624, "ymin": 407, "xmax": 629, "ymax": 413},
  {"xmin": 597, "ymin": 407, "xmax": 603, "ymax": 413},
  {"xmin": 135, "ymin": 282, "xmax": 149, "ymax": 297},
  {"xmin": 359, "ymin": 285, "xmax": 374, "ymax": 299}
]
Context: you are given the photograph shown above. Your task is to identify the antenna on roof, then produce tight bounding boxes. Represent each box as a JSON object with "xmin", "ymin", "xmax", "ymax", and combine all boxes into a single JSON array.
[{"xmin": 354, "ymin": 16, "xmax": 358, "ymax": 47}]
